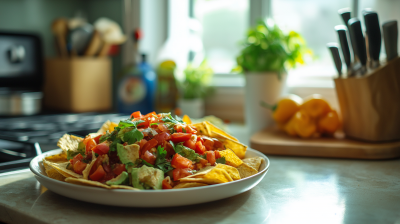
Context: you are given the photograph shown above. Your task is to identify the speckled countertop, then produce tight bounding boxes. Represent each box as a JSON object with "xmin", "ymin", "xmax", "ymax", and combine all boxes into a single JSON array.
[{"xmin": 1, "ymin": 155, "xmax": 400, "ymax": 224}]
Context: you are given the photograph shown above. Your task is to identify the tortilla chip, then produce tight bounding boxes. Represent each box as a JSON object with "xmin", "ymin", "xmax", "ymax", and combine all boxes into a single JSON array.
[
  {"xmin": 192, "ymin": 122, "xmax": 211, "ymax": 136},
  {"xmin": 218, "ymin": 149, "xmax": 243, "ymax": 168},
  {"xmin": 215, "ymin": 164, "xmax": 241, "ymax": 180},
  {"xmin": 42, "ymin": 159, "xmax": 66, "ymax": 181},
  {"xmin": 44, "ymin": 153, "xmax": 68, "ymax": 163},
  {"xmin": 173, "ymin": 182, "xmax": 208, "ymax": 189},
  {"xmin": 44, "ymin": 161, "xmax": 82, "ymax": 178},
  {"xmin": 182, "ymin": 115, "xmax": 192, "ymax": 124},
  {"xmin": 97, "ymin": 120, "xmax": 118, "ymax": 134},
  {"xmin": 182, "ymin": 166, "xmax": 214, "ymax": 179},
  {"xmin": 242, "ymin": 157, "xmax": 264, "ymax": 171},
  {"xmin": 236, "ymin": 163, "xmax": 258, "ymax": 178},
  {"xmin": 110, "ymin": 185, "xmax": 140, "ymax": 190},
  {"xmin": 57, "ymin": 134, "xmax": 83, "ymax": 154},
  {"xmin": 211, "ymin": 131, "xmax": 247, "ymax": 159},
  {"xmin": 65, "ymin": 177, "xmax": 111, "ymax": 189},
  {"xmin": 82, "ymin": 152, "xmax": 97, "ymax": 180},
  {"xmin": 180, "ymin": 168, "xmax": 233, "ymax": 184},
  {"xmin": 204, "ymin": 121, "xmax": 238, "ymax": 141}
]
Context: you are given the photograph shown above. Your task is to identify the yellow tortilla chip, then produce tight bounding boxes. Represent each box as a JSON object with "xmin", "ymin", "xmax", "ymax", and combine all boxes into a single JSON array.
[
  {"xmin": 236, "ymin": 163, "xmax": 258, "ymax": 178},
  {"xmin": 218, "ymin": 149, "xmax": 243, "ymax": 168},
  {"xmin": 44, "ymin": 161, "xmax": 82, "ymax": 178},
  {"xmin": 204, "ymin": 121, "xmax": 238, "ymax": 141},
  {"xmin": 97, "ymin": 120, "xmax": 118, "ymax": 134},
  {"xmin": 82, "ymin": 152, "xmax": 97, "ymax": 180},
  {"xmin": 180, "ymin": 168, "xmax": 233, "ymax": 184},
  {"xmin": 42, "ymin": 159, "xmax": 66, "ymax": 181},
  {"xmin": 242, "ymin": 157, "xmax": 264, "ymax": 171},
  {"xmin": 173, "ymin": 182, "xmax": 208, "ymax": 189},
  {"xmin": 110, "ymin": 185, "xmax": 140, "ymax": 190},
  {"xmin": 192, "ymin": 122, "xmax": 211, "ymax": 136},
  {"xmin": 182, "ymin": 115, "xmax": 192, "ymax": 124},
  {"xmin": 65, "ymin": 177, "xmax": 111, "ymax": 189},
  {"xmin": 181, "ymin": 166, "xmax": 214, "ymax": 179},
  {"xmin": 215, "ymin": 164, "xmax": 241, "ymax": 180},
  {"xmin": 57, "ymin": 134, "xmax": 83, "ymax": 154},
  {"xmin": 44, "ymin": 153, "xmax": 68, "ymax": 163},
  {"xmin": 211, "ymin": 131, "xmax": 247, "ymax": 159}
]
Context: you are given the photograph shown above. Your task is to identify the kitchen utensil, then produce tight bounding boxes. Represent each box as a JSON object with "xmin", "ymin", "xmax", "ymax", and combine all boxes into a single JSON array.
[
  {"xmin": 364, "ymin": 12, "xmax": 381, "ymax": 68},
  {"xmin": 335, "ymin": 25, "xmax": 352, "ymax": 73},
  {"xmin": 327, "ymin": 43, "xmax": 342, "ymax": 77},
  {"xmin": 338, "ymin": 8, "xmax": 351, "ymax": 27},
  {"xmin": 250, "ymin": 128, "xmax": 400, "ymax": 159},
  {"xmin": 0, "ymin": 88, "xmax": 43, "ymax": 116},
  {"xmin": 94, "ymin": 18, "xmax": 127, "ymax": 57},
  {"xmin": 30, "ymin": 148, "xmax": 269, "ymax": 207},
  {"xmin": 51, "ymin": 19, "xmax": 69, "ymax": 57},
  {"xmin": 348, "ymin": 18, "xmax": 367, "ymax": 75},
  {"xmin": 382, "ymin": 20, "xmax": 398, "ymax": 62},
  {"xmin": 338, "ymin": 8, "xmax": 358, "ymax": 67},
  {"xmin": 84, "ymin": 30, "xmax": 102, "ymax": 56},
  {"xmin": 68, "ymin": 24, "xmax": 94, "ymax": 56}
]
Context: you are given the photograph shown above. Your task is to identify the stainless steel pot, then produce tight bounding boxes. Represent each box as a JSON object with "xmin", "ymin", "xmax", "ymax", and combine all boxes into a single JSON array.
[{"xmin": 0, "ymin": 89, "xmax": 43, "ymax": 116}]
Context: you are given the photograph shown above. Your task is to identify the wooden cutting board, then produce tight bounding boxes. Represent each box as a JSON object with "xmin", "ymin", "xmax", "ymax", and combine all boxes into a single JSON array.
[{"xmin": 250, "ymin": 128, "xmax": 400, "ymax": 160}]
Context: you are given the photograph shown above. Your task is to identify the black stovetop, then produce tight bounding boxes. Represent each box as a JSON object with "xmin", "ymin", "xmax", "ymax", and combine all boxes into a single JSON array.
[{"xmin": 0, "ymin": 113, "xmax": 128, "ymax": 173}]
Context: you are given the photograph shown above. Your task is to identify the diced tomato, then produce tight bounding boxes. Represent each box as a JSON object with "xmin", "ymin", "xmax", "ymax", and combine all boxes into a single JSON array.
[
  {"xmin": 199, "ymin": 158, "xmax": 208, "ymax": 165},
  {"xmin": 141, "ymin": 138, "xmax": 158, "ymax": 155},
  {"xmin": 92, "ymin": 143, "xmax": 110, "ymax": 155},
  {"xmin": 158, "ymin": 123, "xmax": 169, "ymax": 132},
  {"xmin": 203, "ymin": 138, "xmax": 214, "ymax": 151},
  {"xmin": 90, "ymin": 165, "xmax": 106, "ymax": 181},
  {"xmin": 171, "ymin": 153, "xmax": 192, "ymax": 169},
  {"xmin": 73, "ymin": 160, "xmax": 87, "ymax": 174},
  {"xmin": 197, "ymin": 136, "xmax": 204, "ymax": 143},
  {"xmin": 123, "ymin": 142, "xmax": 128, "ymax": 146},
  {"xmin": 162, "ymin": 178, "xmax": 173, "ymax": 189},
  {"xmin": 93, "ymin": 134, "xmax": 102, "ymax": 144},
  {"xmin": 153, "ymin": 132, "xmax": 171, "ymax": 145},
  {"xmin": 142, "ymin": 150, "xmax": 156, "ymax": 165},
  {"xmin": 172, "ymin": 168, "xmax": 192, "ymax": 181},
  {"xmin": 163, "ymin": 141, "xmax": 175, "ymax": 158},
  {"xmin": 101, "ymin": 163, "xmax": 115, "ymax": 182},
  {"xmin": 139, "ymin": 139, "xmax": 148, "ymax": 149},
  {"xmin": 83, "ymin": 138, "xmax": 97, "ymax": 154},
  {"xmin": 70, "ymin": 153, "xmax": 83, "ymax": 165},
  {"xmin": 213, "ymin": 138, "xmax": 224, "ymax": 150},
  {"xmin": 195, "ymin": 141, "xmax": 206, "ymax": 155},
  {"xmin": 215, "ymin": 150, "xmax": 221, "ymax": 159},
  {"xmin": 183, "ymin": 135, "xmax": 197, "ymax": 150},
  {"xmin": 171, "ymin": 133, "xmax": 191, "ymax": 143},
  {"xmin": 130, "ymin": 111, "xmax": 142, "ymax": 119},
  {"xmin": 112, "ymin": 163, "xmax": 126, "ymax": 176},
  {"xmin": 186, "ymin": 125, "xmax": 197, "ymax": 134},
  {"xmin": 89, "ymin": 155, "xmax": 105, "ymax": 176},
  {"xmin": 206, "ymin": 151, "xmax": 216, "ymax": 165}
]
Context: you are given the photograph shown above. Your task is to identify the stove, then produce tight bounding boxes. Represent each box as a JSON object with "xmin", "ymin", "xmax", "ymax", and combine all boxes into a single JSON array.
[{"xmin": 0, "ymin": 113, "xmax": 128, "ymax": 173}]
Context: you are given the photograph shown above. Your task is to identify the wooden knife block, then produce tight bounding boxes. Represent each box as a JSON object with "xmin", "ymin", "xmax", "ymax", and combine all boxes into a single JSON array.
[
  {"xmin": 44, "ymin": 58, "xmax": 112, "ymax": 112},
  {"xmin": 334, "ymin": 56, "xmax": 400, "ymax": 142}
]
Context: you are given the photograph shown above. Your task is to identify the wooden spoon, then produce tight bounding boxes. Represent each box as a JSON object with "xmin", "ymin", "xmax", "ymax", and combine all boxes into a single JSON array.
[{"xmin": 51, "ymin": 18, "xmax": 69, "ymax": 57}]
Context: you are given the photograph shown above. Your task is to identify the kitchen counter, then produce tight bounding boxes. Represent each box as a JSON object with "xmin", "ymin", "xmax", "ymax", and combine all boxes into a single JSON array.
[{"xmin": 1, "ymin": 155, "xmax": 400, "ymax": 224}]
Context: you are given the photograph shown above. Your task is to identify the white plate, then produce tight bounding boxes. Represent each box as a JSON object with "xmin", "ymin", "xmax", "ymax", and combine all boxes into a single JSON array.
[{"xmin": 30, "ymin": 148, "xmax": 269, "ymax": 207}]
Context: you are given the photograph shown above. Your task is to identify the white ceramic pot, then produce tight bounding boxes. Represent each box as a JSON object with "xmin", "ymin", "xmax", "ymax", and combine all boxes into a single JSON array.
[
  {"xmin": 178, "ymin": 98, "xmax": 204, "ymax": 119},
  {"xmin": 244, "ymin": 72, "xmax": 287, "ymax": 136}
]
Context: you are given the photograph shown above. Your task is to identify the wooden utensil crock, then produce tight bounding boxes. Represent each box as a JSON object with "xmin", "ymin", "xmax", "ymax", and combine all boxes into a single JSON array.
[{"xmin": 334, "ymin": 56, "xmax": 400, "ymax": 142}]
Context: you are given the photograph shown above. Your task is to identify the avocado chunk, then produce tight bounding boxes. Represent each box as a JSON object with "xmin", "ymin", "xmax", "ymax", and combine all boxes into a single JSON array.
[
  {"xmin": 131, "ymin": 168, "xmax": 144, "ymax": 189},
  {"xmin": 106, "ymin": 171, "xmax": 129, "ymax": 186},
  {"xmin": 131, "ymin": 165, "xmax": 164, "ymax": 190},
  {"xmin": 117, "ymin": 143, "xmax": 140, "ymax": 166}
]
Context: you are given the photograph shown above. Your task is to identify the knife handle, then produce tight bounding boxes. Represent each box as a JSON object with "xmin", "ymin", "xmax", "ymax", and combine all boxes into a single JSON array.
[
  {"xmin": 382, "ymin": 20, "xmax": 398, "ymax": 61},
  {"xmin": 364, "ymin": 12, "xmax": 381, "ymax": 62},
  {"xmin": 335, "ymin": 25, "xmax": 352, "ymax": 70},
  {"xmin": 338, "ymin": 8, "xmax": 351, "ymax": 27},
  {"xmin": 348, "ymin": 18, "xmax": 367, "ymax": 67},
  {"xmin": 327, "ymin": 43, "xmax": 342, "ymax": 76}
]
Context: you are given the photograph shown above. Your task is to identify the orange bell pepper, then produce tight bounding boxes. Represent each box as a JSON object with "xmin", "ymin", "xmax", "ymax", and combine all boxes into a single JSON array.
[
  {"xmin": 300, "ymin": 94, "xmax": 332, "ymax": 118},
  {"xmin": 285, "ymin": 111, "xmax": 317, "ymax": 138},
  {"xmin": 317, "ymin": 110, "xmax": 341, "ymax": 135},
  {"xmin": 261, "ymin": 94, "xmax": 303, "ymax": 125}
]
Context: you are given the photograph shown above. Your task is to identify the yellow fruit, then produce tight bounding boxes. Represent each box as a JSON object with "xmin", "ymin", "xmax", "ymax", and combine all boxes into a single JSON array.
[
  {"xmin": 300, "ymin": 94, "xmax": 331, "ymax": 118},
  {"xmin": 317, "ymin": 110, "xmax": 341, "ymax": 135},
  {"xmin": 272, "ymin": 94, "xmax": 303, "ymax": 124}
]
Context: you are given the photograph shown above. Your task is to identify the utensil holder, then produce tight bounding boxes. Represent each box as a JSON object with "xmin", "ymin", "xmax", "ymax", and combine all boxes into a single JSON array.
[
  {"xmin": 43, "ymin": 58, "xmax": 112, "ymax": 112},
  {"xmin": 334, "ymin": 56, "xmax": 400, "ymax": 142}
]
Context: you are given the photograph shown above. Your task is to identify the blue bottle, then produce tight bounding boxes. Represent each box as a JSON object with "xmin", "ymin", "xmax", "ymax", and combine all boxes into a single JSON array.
[{"xmin": 117, "ymin": 54, "xmax": 156, "ymax": 114}]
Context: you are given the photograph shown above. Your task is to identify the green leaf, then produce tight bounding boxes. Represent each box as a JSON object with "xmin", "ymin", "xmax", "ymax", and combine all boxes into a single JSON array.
[
  {"xmin": 123, "ymin": 128, "xmax": 144, "ymax": 144},
  {"xmin": 66, "ymin": 142, "xmax": 86, "ymax": 160},
  {"xmin": 216, "ymin": 156, "xmax": 226, "ymax": 164},
  {"xmin": 118, "ymin": 119, "xmax": 144, "ymax": 129},
  {"xmin": 154, "ymin": 146, "xmax": 174, "ymax": 173},
  {"xmin": 161, "ymin": 114, "xmax": 184, "ymax": 124},
  {"xmin": 109, "ymin": 138, "xmax": 122, "ymax": 151},
  {"xmin": 99, "ymin": 131, "xmax": 110, "ymax": 143},
  {"xmin": 182, "ymin": 128, "xmax": 186, "ymax": 133},
  {"xmin": 175, "ymin": 143, "xmax": 201, "ymax": 162},
  {"xmin": 141, "ymin": 159, "xmax": 154, "ymax": 167}
]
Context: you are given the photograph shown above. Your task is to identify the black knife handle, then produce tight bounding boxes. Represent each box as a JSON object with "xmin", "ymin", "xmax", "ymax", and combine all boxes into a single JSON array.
[
  {"xmin": 338, "ymin": 8, "xmax": 351, "ymax": 27},
  {"xmin": 327, "ymin": 43, "xmax": 342, "ymax": 76},
  {"xmin": 348, "ymin": 18, "xmax": 367, "ymax": 66},
  {"xmin": 335, "ymin": 25, "xmax": 352, "ymax": 70},
  {"xmin": 364, "ymin": 12, "xmax": 381, "ymax": 62},
  {"xmin": 382, "ymin": 20, "xmax": 398, "ymax": 61}
]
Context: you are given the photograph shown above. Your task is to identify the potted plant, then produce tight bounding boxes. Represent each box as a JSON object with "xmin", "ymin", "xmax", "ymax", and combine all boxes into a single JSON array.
[
  {"xmin": 177, "ymin": 60, "xmax": 214, "ymax": 118},
  {"xmin": 234, "ymin": 20, "xmax": 309, "ymax": 135}
]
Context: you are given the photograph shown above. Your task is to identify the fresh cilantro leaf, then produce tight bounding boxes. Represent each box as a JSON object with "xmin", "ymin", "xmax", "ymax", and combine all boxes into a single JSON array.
[
  {"xmin": 182, "ymin": 128, "xmax": 186, "ymax": 133},
  {"xmin": 199, "ymin": 153, "xmax": 207, "ymax": 160},
  {"xmin": 66, "ymin": 163, "xmax": 70, "ymax": 169},
  {"xmin": 66, "ymin": 141, "xmax": 86, "ymax": 160},
  {"xmin": 175, "ymin": 143, "xmax": 201, "ymax": 162},
  {"xmin": 216, "ymin": 156, "xmax": 226, "ymax": 164},
  {"xmin": 175, "ymin": 115, "xmax": 184, "ymax": 123},
  {"xmin": 161, "ymin": 114, "xmax": 184, "ymax": 124},
  {"xmin": 150, "ymin": 122, "xmax": 159, "ymax": 126},
  {"xmin": 141, "ymin": 159, "xmax": 154, "ymax": 167},
  {"xmin": 118, "ymin": 119, "xmax": 144, "ymax": 129},
  {"xmin": 123, "ymin": 128, "xmax": 144, "ymax": 144},
  {"xmin": 95, "ymin": 153, "xmax": 99, "ymax": 157},
  {"xmin": 99, "ymin": 131, "xmax": 110, "ymax": 143},
  {"xmin": 169, "ymin": 140, "xmax": 175, "ymax": 151},
  {"xmin": 154, "ymin": 146, "xmax": 174, "ymax": 173},
  {"xmin": 109, "ymin": 138, "xmax": 122, "ymax": 151}
]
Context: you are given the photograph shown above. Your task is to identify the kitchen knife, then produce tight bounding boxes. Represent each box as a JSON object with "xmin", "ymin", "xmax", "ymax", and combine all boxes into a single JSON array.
[
  {"xmin": 362, "ymin": 8, "xmax": 373, "ymax": 16},
  {"xmin": 335, "ymin": 25, "xmax": 352, "ymax": 73},
  {"xmin": 338, "ymin": 8, "xmax": 351, "ymax": 27},
  {"xmin": 348, "ymin": 18, "xmax": 367, "ymax": 75},
  {"xmin": 327, "ymin": 43, "xmax": 342, "ymax": 77},
  {"xmin": 364, "ymin": 12, "xmax": 381, "ymax": 68},
  {"xmin": 382, "ymin": 20, "xmax": 398, "ymax": 61}
]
